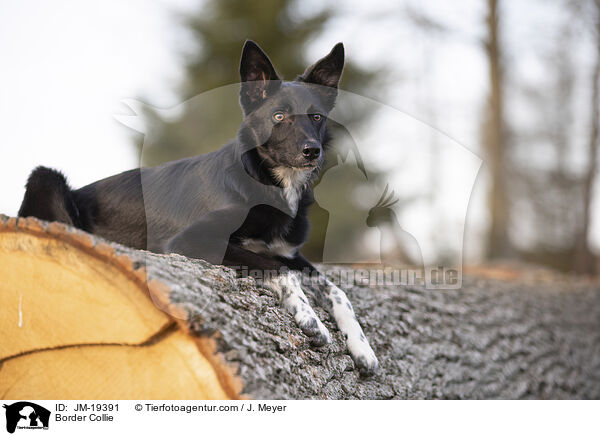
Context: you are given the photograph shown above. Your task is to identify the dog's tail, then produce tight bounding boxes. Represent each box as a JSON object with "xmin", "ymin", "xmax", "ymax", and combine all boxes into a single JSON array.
[{"xmin": 18, "ymin": 166, "xmax": 81, "ymax": 227}]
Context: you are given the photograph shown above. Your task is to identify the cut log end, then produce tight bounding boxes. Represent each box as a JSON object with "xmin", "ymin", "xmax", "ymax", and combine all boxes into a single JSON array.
[{"xmin": 0, "ymin": 215, "xmax": 242, "ymax": 400}]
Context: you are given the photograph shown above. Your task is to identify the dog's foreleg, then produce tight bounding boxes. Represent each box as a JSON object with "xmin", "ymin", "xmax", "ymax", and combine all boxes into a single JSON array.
[
  {"xmin": 323, "ymin": 280, "xmax": 378, "ymax": 374},
  {"xmin": 281, "ymin": 254, "xmax": 378, "ymax": 374},
  {"xmin": 264, "ymin": 272, "xmax": 331, "ymax": 347},
  {"xmin": 223, "ymin": 245, "xmax": 330, "ymax": 346}
]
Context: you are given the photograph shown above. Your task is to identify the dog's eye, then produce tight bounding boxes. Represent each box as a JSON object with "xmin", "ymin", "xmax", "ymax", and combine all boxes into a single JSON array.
[
  {"xmin": 311, "ymin": 114, "xmax": 322, "ymax": 122},
  {"xmin": 273, "ymin": 112, "xmax": 285, "ymax": 122}
]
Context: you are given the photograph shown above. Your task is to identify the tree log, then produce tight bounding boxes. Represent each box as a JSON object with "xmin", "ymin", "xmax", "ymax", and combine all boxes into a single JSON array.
[{"xmin": 1, "ymin": 215, "xmax": 599, "ymax": 399}]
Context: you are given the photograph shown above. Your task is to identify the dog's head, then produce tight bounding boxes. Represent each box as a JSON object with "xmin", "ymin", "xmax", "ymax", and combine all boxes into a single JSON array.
[{"xmin": 237, "ymin": 40, "xmax": 344, "ymax": 174}]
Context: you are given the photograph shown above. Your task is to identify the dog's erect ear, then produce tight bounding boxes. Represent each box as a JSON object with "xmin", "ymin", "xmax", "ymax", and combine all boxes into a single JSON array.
[
  {"xmin": 239, "ymin": 40, "xmax": 281, "ymax": 113},
  {"xmin": 299, "ymin": 43, "xmax": 345, "ymax": 88}
]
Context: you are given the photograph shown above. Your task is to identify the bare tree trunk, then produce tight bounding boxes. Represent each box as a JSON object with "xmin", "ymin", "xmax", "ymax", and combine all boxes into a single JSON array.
[
  {"xmin": 574, "ymin": 1, "xmax": 600, "ymax": 275},
  {"xmin": 483, "ymin": 0, "xmax": 511, "ymax": 259}
]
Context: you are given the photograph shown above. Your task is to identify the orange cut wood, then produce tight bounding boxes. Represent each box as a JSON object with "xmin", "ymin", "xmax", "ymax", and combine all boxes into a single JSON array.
[
  {"xmin": 0, "ymin": 231, "xmax": 171, "ymax": 360},
  {"xmin": 0, "ymin": 329, "xmax": 232, "ymax": 399},
  {"xmin": 0, "ymin": 216, "xmax": 242, "ymax": 400}
]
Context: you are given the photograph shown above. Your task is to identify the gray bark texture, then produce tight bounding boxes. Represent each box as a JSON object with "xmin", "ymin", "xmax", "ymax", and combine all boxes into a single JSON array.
[
  {"xmin": 4, "ymin": 215, "xmax": 598, "ymax": 399},
  {"xmin": 117, "ymin": 245, "xmax": 600, "ymax": 399}
]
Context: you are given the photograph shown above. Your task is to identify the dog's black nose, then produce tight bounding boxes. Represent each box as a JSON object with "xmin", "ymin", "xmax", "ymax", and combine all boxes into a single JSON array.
[{"xmin": 302, "ymin": 143, "xmax": 321, "ymax": 160}]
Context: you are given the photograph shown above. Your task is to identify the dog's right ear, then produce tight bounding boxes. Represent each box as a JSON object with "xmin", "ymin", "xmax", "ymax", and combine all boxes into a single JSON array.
[{"xmin": 239, "ymin": 40, "xmax": 281, "ymax": 114}]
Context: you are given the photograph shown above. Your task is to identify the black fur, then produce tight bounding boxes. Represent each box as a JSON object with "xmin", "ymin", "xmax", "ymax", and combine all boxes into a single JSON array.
[
  {"xmin": 18, "ymin": 41, "xmax": 381, "ymax": 374},
  {"xmin": 18, "ymin": 40, "xmax": 345, "ymax": 276},
  {"xmin": 18, "ymin": 167, "xmax": 81, "ymax": 227}
]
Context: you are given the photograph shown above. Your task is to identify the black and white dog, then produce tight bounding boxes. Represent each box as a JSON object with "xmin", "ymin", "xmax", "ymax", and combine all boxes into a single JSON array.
[{"xmin": 18, "ymin": 41, "xmax": 378, "ymax": 374}]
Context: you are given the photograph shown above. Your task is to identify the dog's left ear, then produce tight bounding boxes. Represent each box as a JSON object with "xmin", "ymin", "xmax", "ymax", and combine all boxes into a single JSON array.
[
  {"xmin": 239, "ymin": 40, "xmax": 282, "ymax": 114},
  {"xmin": 299, "ymin": 43, "xmax": 345, "ymax": 88}
]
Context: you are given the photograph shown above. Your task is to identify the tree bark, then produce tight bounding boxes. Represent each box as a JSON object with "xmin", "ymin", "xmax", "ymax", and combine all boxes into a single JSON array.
[{"xmin": 1, "ymin": 215, "xmax": 600, "ymax": 399}]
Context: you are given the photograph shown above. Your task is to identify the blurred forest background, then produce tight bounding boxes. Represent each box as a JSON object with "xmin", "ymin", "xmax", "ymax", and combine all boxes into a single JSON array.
[
  {"xmin": 134, "ymin": 0, "xmax": 600, "ymax": 275},
  {"xmin": 2, "ymin": 0, "xmax": 597, "ymax": 276}
]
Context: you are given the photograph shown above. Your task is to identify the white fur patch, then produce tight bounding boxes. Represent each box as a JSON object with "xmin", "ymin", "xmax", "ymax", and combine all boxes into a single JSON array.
[
  {"xmin": 325, "ymin": 280, "xmax": 378, "ymax": 373},
  {"xmin": 264, "ymin": 272, "xmax": 331, "ymax": 345},
  {"xmin": 241, "ymin": 237, "xmax": 298, "ymax": 258},
  {"xmin": 264, "ymin": 273, "xmax": 378, "ymax": 373},
  {"xmin": 271, "ymin": 166, "xmax": 312, "ymax": 212}
]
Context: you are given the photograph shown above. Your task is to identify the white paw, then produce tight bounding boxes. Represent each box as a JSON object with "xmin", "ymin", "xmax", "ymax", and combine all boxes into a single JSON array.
[
  {"xmin": 295, "ymin": 305, "xmax": 331, "ymax": 347},
  {"xmin": 347, "ymin": 333, "xmax": 378, "ymax": 375},
  {"xmin": 268, "ymin": 272, "xmax": 331, "ymax": 347},
  {"xmin": 324, "ymin": 280, "xmax": 379, "ymax": 374}
]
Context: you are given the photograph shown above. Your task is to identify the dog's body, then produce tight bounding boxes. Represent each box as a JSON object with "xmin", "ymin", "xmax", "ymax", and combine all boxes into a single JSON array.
[{"xmin": 18, "ymin": 41, "xmax": 378, "ymax": 374}]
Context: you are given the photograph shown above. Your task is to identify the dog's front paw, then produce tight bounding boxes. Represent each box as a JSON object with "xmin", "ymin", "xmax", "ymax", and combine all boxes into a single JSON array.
[
  {"xmin": 271, "ymin": 272, "xmax": 332, "ymax": 347},
  {"xmin": 296, "ymin": 311, "xmax": 331, "ymax": 347},
  {"xmin": 348, "ymin": 337, "xmax": 379, "ymax": 376},
  {"xmin": 354, "ymin": 351, "xmax": 379, "ymax": 376}
]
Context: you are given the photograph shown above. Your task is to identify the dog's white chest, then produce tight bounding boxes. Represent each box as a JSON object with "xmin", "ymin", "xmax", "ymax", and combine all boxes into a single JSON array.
[
  {"xmin": 241, "ymin": 238, "xmax": 298, "ymax": 258},
  {"xmin": 271, "ymin": 166, "xmax": 312, "ymax": 213}
]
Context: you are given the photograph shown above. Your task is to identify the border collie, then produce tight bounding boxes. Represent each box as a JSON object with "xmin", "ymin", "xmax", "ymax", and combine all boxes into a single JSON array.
[{"xmin": 19, "ymin": 40, "xmax": 378, "ymax": 375}]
